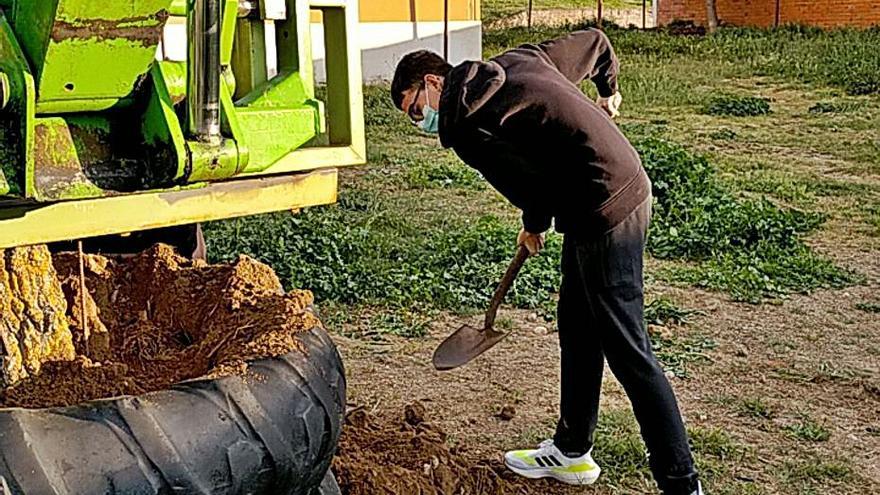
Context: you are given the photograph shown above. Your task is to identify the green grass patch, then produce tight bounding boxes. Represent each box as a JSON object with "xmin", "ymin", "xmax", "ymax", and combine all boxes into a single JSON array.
[
  {"xmin": 737, "ymin": 397, "xmax": 775, "ymax": 420},
  {"xmin": 484, "ymin": 24, "xmax": 880, "ymax": 97},
  {"xmin": 855, "ymin": 301, "xmax": 880, "ymax": 313},
  {"xmin": 782, "ymin": 458, "xmax": 852, "ymax": 487},
  {"xmin": 783, "ymin": 417, "xmax": 831, "ymax": 442},
  {"xmin": 708, "ymin": 128, "xmax": 738, "ymax": 141},
  {"xmin": 638, "ymin": 137, "xmax": 856, "ymax": 302},
  {"xmin": 703, "ymin": 95, "xmax": 772, "ymax": 117},
  {"xmin": 592, "ymin": 409, "xmax": 747, "ymax": 491},
  {"xmin": 808, "ymin": 100, "xmax": 865, "ymax": 114},
  {"xmin": 644, "ymin": 297, "xmax": 696, "ymax": 326},
  {"xmin": 652, "ymin": 332, "xmax": 716, "ymax": 379}
]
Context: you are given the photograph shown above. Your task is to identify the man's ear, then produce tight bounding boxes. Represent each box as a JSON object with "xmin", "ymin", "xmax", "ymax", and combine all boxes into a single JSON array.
[{"xmin": 424, "ymin": 73, "xmax": 444, "ymax": 91}]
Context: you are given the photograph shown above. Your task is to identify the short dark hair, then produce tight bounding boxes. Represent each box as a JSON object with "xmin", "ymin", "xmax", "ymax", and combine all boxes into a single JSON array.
[{"xmin": 391, "ymin": 50, "xmax": 453, "ymax": 110}]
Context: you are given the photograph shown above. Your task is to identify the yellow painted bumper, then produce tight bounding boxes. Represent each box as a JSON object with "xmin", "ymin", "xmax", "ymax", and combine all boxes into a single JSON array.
[{"xmin": 0, "ymin": 169, "xmax": 338, "ymax": 249}]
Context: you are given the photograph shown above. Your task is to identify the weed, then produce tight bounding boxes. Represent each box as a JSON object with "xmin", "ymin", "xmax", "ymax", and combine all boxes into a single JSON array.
[
  {"xmin": 652, "ymin": 333, "xmax": 716, "ymax": 379},
  {"xmin": 485, "ymin": 24, "xmax": 880, "ymax": 97},
  {"xmin": 738, "ymin": 398, "xmax": 775, "ymax": 420},
  {"xmin": 593, "ymin": 410, "xmax": 748, "ymax": 490},
  {"xmin": 689, "ymin": 427, "xmax": 749, "ymax": 485},
  {"xmin": 592, "ymin": 409, "xmax": 652, "ymax": 486},
  {"xmin": 808, "ymin": 100, "xmax": 864, "ymax": 114},
  {"xmin": 645, "ymin": 297, "xmax": 696, "ymax": 326},
  {"xmin": 855, "ymin": 302, "xmax": 880, "ymax": 313},
  {"xmin": 638, "ymin": 137, "xmax": 856, "ymax": 302},
  {"xmin": 703, "ymin": 95, "xmax": 772, "ymax": 117},
  {"xmin": 496, "ymin": 315, "xmax": 516, "ymax": 330},
  {"xmin": 368, "ymin": 308, "xmax": 433, "ymax": 338},
  {"xmin": 708, "ymin": 128, "xmax": 738, "ymax": 141},
  {"xmin": 207, "ymin": 205, "xmax": 563, "ymax": 312},
  {"xmin": 784, "ymin": 417, "xmax": 830, "ymax": 442},
  {"xmin": 782, "ymin": 458, "xmax": 852, "ymax": 486}
]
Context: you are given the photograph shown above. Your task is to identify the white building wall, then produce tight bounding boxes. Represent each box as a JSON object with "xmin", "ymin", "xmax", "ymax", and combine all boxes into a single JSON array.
[{"xmin": 311, "ymin": 20, "xmax": 482, "ymax": 83}]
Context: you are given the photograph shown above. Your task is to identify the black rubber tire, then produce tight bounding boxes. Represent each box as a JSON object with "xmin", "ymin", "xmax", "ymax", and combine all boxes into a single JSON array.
[
  {"xmin": 0, "ymin": 324, "xmax": 346, "ymax": 495},
  {"xmin": 310, "ymin": 470, "xmax": 341, "ymax": 495}
]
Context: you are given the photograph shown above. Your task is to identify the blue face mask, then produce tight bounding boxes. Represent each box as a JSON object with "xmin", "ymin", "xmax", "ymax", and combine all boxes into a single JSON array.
[{"xmin": 418, "ymin": 105, "xmax": 440, "ymax": 134}]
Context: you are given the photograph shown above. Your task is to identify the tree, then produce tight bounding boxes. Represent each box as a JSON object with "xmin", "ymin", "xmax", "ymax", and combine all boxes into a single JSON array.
[{"xmin": 705, "ymin": 0, "xmax": 719, "ymax": 32}]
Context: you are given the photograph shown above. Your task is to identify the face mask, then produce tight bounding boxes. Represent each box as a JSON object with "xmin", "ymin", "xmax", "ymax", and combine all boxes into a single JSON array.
[{"xmin": 418, "ymin": 104, "xmax": 440, "ymax": 134}]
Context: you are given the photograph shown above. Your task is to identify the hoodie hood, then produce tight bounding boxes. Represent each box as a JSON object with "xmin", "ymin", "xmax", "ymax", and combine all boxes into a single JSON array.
[{"xmin": 438, "ymin": 60, "xmax": 506, "ymax": 148}]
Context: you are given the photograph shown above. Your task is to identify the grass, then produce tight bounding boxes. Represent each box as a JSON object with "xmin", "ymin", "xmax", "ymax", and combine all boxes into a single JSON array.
[
  {"xmin": 203, "ymin": 20, "xmax": 880, "ymax": 495},
  {"xmin": 591, "ymin": 408, "xmax": 748, "ymax": 492},
  {"xmin": 638, "ymin": 137, "xmax": 855, "ymax": 302},
  {"xmin": 484, "ymin": 24, "xmax": 880, "ymax": 98},
  {"xmin": 782, "ymin": 458, "xmax": 853, "ymax": 490},
  {"xmin": 702, "ymin": 95, "xmax": 772, "ymax": 117},
  {"xmin": 783, "ymin": 417, "xmax": 831, "ymax": 442},
  {"xmin": 855, "ymin": 301, "xmax": 880, "ymax": 313},
  {"xmin": 738, "ymin": 398, "xmax": 775, "ymax": 420}
]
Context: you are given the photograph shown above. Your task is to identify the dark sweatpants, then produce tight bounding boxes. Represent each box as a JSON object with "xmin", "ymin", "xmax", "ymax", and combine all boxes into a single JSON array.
[{"xmin": 552, "ymin": 196, "xmax": 699, "ymax": 495}]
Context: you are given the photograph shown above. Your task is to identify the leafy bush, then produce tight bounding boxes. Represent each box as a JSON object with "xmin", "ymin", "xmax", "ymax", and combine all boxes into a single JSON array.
[
  {"xmin": 702, "ymin": 95, "xmax": 772, "ymax": 117},
  {"xmin": 637, "ymin": 137, "xmax": 855, "ymax": 302},
  {"xmin": 206, "ymin": 202, "xmax": 562, "ymax": 313},
  {"xmin": 207, "ymin": 135, "xmax": 855, "ymax": 313}
]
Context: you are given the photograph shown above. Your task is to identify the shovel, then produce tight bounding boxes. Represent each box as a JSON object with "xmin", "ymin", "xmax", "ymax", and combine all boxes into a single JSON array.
[{"xmin": 432, "ymin": 245, "xmax": 530, "ymax": 371}]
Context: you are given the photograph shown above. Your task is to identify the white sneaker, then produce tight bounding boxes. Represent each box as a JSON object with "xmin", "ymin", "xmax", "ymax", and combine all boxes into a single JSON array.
[
  {"xmin": 691, "ymin": 481, "xmax": 704, "ymax": 495},
  {"xmin": 504, "ymin": 439, "xmax": 601, "ymax": 485}
]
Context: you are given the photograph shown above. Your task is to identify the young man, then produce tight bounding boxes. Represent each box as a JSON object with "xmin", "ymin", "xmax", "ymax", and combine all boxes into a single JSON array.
[{"xmin": 391, "ymin": 29, "xmax": 702, "ymax": 495}]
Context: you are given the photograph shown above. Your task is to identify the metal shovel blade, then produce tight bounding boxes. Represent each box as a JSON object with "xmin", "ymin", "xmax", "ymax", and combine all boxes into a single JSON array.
[{"xmin": 432, "ymin": 324, "xmax": 508, "ymax": 371}]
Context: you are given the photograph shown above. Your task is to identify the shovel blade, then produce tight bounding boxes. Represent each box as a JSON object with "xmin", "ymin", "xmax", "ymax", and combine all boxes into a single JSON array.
[{"xmin": 432, "ymin": 325, "xmax": 508, "ymax": 371}]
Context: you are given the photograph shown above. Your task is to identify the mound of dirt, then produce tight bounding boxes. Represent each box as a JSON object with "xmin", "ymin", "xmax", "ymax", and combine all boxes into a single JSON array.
[
  {"xmin": 0, "ymin": 244, "xmax": 318, "ymax": 409},
  {"xmin": 333, "ymin": 403, "xmax": 528, "ymax": 495}
]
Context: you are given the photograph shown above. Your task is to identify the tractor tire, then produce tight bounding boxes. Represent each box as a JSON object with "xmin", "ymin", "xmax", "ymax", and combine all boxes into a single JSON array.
[{"xmin": 0, "ymin": 324, "xmax": 345, "ymax": 495}]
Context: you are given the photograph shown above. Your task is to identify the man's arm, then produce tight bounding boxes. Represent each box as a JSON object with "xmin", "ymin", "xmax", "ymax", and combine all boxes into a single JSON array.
[{"xmin": 532, "ymin": 28, "xmax": 619, "ymax": 98}]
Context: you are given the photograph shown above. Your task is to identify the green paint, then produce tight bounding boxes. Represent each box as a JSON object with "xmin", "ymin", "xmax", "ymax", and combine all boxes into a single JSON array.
[
  {"xmin": 159, "ymin": 59, "xmax": 187, "ymax": 101},
  {"xmin": 168, "ymin": 0, "xmax": 186, "ymax": 16},
  {"xmin": 11, "ymin": 0, "xmax": 172, "ymax": 112},
  {"xmin": 187, "ymin": 138, "xmax": 240, "ymax": 182},
  {"xmin": 54, "ymin": 0, "xmax": 169, "ymax": 23},
  {"xmin": 220, "ymin": 77, "xmax": 248, "ymax": 171},
  {"xmin": 236, "ymin": 106, "xmax": 318, "ymax": 172},
  {"xmin": 221, "ymin": 0, "xmax": 236, "ymax": 66},
  {"xmin": 144, "ymin": 63, "xmax": 187, "ymax": 181},
  {"xmin": 0, "ymin": 169, "xmax": 8, "ymax": 195},
  {"xmin": 0, "ymin": 13, "xmax": 31, "ymax": 196},
  {"xmin": 37, "ymin": 38, "xmax": 156, "ymax": 111}
]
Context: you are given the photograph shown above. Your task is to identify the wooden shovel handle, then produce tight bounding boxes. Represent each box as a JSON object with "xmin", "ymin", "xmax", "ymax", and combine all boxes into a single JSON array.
[{"xmin": 484, "ymin": 245, "xmax": 530, "ymax": 329}]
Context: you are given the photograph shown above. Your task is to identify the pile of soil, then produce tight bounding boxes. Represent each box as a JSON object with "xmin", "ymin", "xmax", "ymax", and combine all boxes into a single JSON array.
[
  {"xmin": 0, "ymin": 244, "xmax": 318, "ymax": 409},
  {"xmin": 333, "ymin": 402, "xmax": 528, "ymax": 495}
]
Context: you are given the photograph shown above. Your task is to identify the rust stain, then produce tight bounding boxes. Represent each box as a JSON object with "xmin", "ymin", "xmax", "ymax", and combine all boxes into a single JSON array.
[{"xmin": 51, "ymin": 11, "xmax": 170, "ymax": 47}]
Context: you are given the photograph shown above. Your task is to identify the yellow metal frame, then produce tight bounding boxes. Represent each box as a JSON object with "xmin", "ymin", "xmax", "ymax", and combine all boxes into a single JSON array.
[
  {"xmin": 0, "ymin": 0, "xmax": 365, "ymax": 249},
  {"xmin": 0, "ymin": 169, "xmax": 338, "ymax": 249},
  {"xmin": 257, "ymin": 0, "xmax": 366, "ymax": 175}
]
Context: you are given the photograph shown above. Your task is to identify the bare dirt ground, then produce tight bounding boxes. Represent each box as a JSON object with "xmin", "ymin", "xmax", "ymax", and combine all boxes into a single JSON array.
[{"xmin": 332, "ymin": 236, "xmax": 880, "ymax": 493}]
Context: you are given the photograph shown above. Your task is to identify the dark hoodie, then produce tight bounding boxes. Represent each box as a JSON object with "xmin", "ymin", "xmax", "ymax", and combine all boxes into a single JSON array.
[{"xmin": 438, "ymin": 29, "xmax": 650, "ymax": 236}]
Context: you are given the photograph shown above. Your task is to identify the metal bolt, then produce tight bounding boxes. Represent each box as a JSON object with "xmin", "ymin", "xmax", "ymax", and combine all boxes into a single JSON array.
[{"xmin": 238, "ymin": 0, "xmax": 256, "ymax": 17}]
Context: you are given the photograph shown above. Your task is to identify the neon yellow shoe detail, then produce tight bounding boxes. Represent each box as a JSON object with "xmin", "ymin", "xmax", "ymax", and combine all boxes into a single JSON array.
[{"xmin": 504, "ymin": 439, "xmax": 601, "ymax": 485}]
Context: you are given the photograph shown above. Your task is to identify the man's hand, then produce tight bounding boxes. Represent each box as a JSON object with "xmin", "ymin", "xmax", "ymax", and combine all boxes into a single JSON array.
[
  {"xmin": 517, "ymin": 228, "xmax": 545, "ymax": 256},
  {"xmin": 597, "ymin": 92, "xmax": 623, "ymax": 119}
]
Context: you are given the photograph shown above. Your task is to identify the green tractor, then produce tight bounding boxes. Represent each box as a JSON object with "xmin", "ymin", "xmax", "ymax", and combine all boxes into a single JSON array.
[
  {"xmin": 0, "ymin": 1, "xmax": 364, "ymax": 493},
  {"xmin": 0, "ymin": 0, "xmax": 364, "ymax": 248}
]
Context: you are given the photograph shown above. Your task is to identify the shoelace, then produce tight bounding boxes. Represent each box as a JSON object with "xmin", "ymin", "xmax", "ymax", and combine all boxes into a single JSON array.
[{"xmin": 537, "ymin": 439, "xmax": 555, "ymax": 450}]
